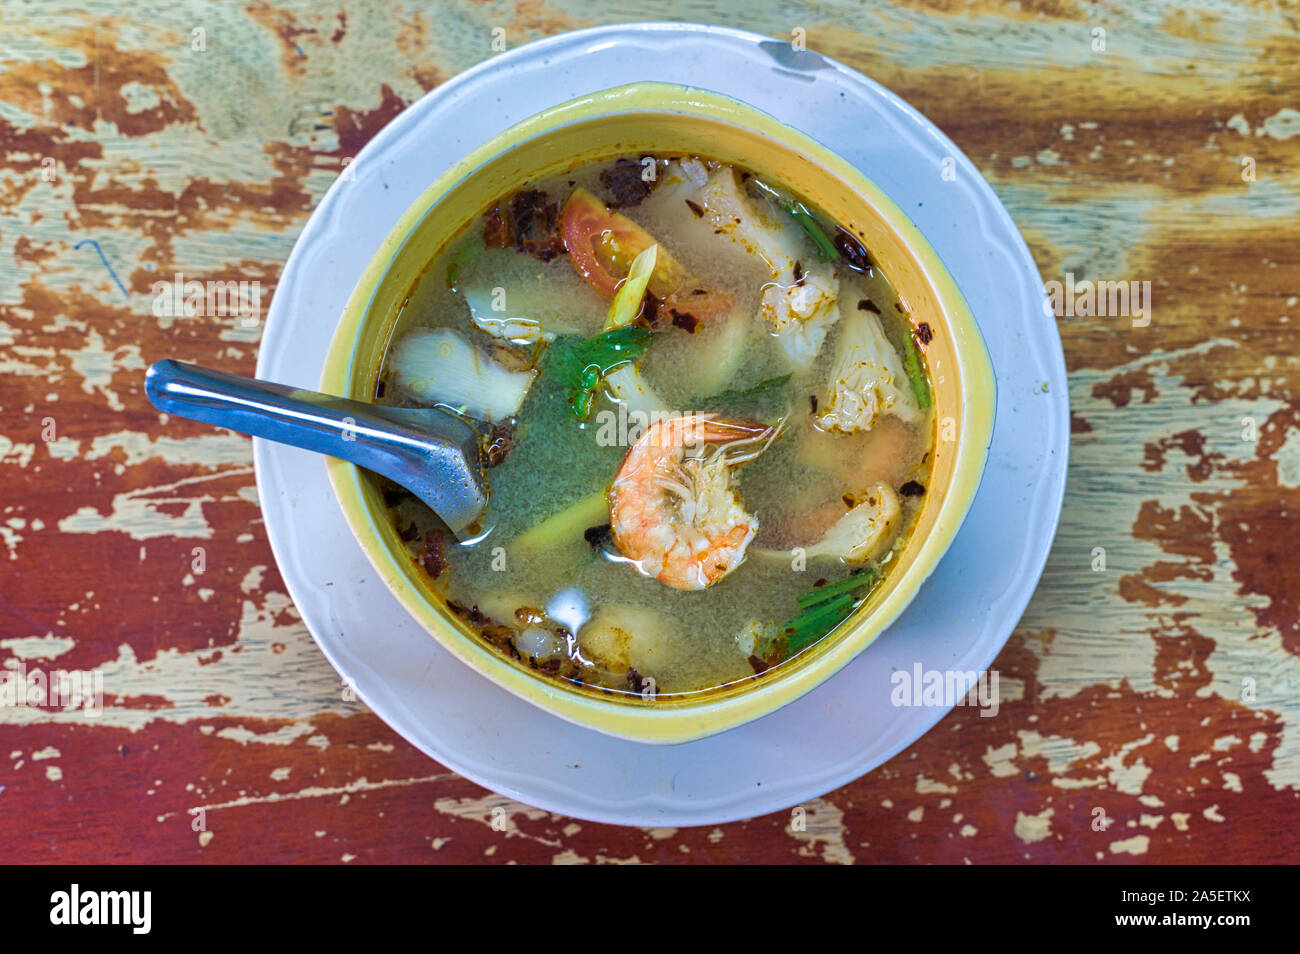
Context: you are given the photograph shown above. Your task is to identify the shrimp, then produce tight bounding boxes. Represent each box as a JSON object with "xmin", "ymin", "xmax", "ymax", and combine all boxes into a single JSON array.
[{"xmin": 609, "ymin": 413, "xmax": 783, "ymax": 590}]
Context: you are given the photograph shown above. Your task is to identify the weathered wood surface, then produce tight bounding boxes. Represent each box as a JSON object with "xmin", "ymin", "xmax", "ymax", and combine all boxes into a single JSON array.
[{"xmin": 2, "ymin": 0, "xmax": 1298, "ymax": 863}]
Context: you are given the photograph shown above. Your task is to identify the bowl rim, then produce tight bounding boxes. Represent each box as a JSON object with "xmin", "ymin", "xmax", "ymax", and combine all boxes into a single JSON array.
[{"xmin": 321, "ymin": 81, "xmax": 997, "ymax": 744}]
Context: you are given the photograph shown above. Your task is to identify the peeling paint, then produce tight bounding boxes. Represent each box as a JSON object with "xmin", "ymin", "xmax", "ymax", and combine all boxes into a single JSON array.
[{"xmin": 3, "ymin": 0, "xmax": 1298, "ymax": 865}]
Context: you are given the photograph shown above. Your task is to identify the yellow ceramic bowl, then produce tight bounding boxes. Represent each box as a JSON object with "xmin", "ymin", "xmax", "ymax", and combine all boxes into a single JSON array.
[{"xmin": 322, "ymin": 82, "xmax": 995, "ymax": 744}]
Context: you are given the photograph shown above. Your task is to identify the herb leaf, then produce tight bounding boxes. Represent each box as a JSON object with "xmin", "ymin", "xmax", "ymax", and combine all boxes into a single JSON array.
[
  {"xmin": 694, "ymin": 374, "xmax": 792, "ymax": 419},
  {"xmin": 567, "ymin": 325, "xmax": 653, "ymax": 419}
]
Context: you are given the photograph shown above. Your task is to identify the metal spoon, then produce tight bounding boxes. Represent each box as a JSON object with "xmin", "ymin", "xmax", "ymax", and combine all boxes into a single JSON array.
[{"xmin": 144, "ymin": 359, "xmax": 488, "ymax": 539}]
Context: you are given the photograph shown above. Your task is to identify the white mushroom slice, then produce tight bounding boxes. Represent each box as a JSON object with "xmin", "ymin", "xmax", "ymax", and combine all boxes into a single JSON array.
[
  {"xmin": 578, "ymin": 605, "xmax": 672, "ymax": 677},
  {"xmin": 464, "ymin": 288, "xmax": 555, "ymax": 345},
  {"xmin": 696, "ymin": 167, "xmax": 839, "ymax": 369},
  {"xmin": 816, "ymin": 299, "xmax": 919, "ymax": 433},
  {"xmin": 805, "ymin": 482, "xmax": 902, "ymax": 563},
  {"xmin": 388, "ymin": 327, "xmax": 535, "ymax": 423}
]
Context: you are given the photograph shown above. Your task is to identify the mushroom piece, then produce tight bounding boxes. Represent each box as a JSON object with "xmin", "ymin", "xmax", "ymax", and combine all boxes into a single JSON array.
[
  {"xmin": 805, "ymin": 482, "xmax": 902, "ymax": 564},
  {"xmin": 815, "ymin": 298, "xmax": 919, "ymax": 434}
]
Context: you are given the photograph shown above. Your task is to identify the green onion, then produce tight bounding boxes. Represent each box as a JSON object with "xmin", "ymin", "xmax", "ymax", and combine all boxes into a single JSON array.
[
  {"xmin": 748, "ymin": 179, "xmax": 839, "ymax": 263},
  {"xmin": 795, "ymin": 568, "xmax": 876, "ymax": 609},
  {"xmin": 757, "ymin": 571, "xmax": 877, "ymax": 664},
  {"xmin": 572, "ymin": 388, "xmax": 593, "ymax": 419},
  {"xmin": 788, "ymin": 203, "xmax": 840, "ymax": 262},
  {"xmin": 782, "ymin": 594, "xmax": 855, "ymax": 654},
  {"xmin": 901, "ymin": 332, "xmax": 932, "ymax": 409}
]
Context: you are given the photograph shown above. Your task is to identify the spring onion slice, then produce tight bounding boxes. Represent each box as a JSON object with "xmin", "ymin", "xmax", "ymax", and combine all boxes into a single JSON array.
[
  {"xmin": 795, "ymin": 568, "xmax": 877, "ymax": 609},
  {"xmin": 901, "ymin": 332, "xmax": 932, "ymax": 409},
  {"xmin": 782, "ymin": 594, "xmax": 855, "ymax": 654},
  {"xmin": 748, "ymin": 179, "xmax": 839, "ymax": 263}
]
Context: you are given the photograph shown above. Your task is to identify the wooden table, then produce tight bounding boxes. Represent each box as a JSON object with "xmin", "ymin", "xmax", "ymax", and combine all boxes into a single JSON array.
[{"xmin": 3, "ymin": 1, "xmax": 1297, "ymax": 864}]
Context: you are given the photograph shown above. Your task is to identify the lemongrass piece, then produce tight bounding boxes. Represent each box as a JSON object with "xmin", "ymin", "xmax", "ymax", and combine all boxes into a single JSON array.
[
  {"xmin": 677, "ymin": 299, "xmax": 750, "ymax": 396},
  {"xmin": 604, "ymin": 244, "xmax": 658, "ymax": 330},
  {"xmin": 509, "ymin": 490, "xmax": 609, "ymax": 557},
  {"xmin": 388, "ymin": 327, "xmax": 535, "ymax": 423},
  {"xmin": 585, "ymin": 244, "xmax": 660, "ymax": 414}
]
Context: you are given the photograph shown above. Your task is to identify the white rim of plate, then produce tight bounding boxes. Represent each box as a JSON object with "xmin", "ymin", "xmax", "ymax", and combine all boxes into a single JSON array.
[{"xmin": 253, "ymin": 22, "xmax": 1068, "ymax": 827}]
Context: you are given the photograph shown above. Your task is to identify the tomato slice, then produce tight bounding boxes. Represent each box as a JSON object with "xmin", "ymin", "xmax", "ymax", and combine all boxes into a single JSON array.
[{"xmin": 561, "ymin": 188, "xmax": 735, "ymax": 319}]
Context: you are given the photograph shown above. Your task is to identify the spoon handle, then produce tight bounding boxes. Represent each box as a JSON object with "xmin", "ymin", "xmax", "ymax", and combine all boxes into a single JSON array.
[
  {"xmin": 144, "ymin": 359, "xmax": 487, "ymax": 535},
  {"xmin": 146, "ymin": 358, "xmax": 378, "ymax": 450}
]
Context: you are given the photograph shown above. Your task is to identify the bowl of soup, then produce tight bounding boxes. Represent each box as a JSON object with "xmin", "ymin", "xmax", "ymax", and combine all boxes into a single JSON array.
[{"xmin": 320, "ymin": 82, "xmax": 995, "ymax": 744}]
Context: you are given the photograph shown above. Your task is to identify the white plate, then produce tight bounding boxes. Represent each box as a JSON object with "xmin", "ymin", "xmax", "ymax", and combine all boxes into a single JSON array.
[{"xmin": 253, "ymin": 23, "xmax": 1067, "ymax": 826}]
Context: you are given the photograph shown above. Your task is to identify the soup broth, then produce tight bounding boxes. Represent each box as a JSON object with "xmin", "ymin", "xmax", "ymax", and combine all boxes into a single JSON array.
[{"xmin": 374, "ymin": 154, "xmax": 935, "ymax": 699}]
